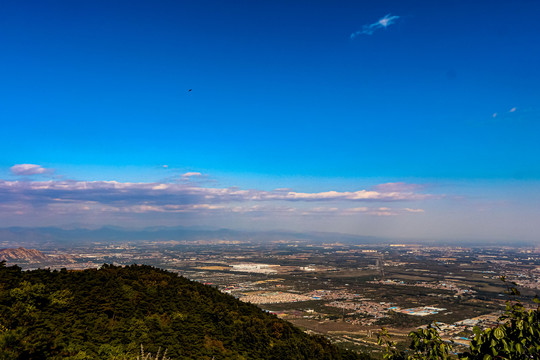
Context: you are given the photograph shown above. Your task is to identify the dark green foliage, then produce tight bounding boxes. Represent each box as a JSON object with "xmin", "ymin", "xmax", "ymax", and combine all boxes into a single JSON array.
[
  {"xmin": 0, "ymin": 262, "xmax": 366, "ymax": 359},
  {"xmin": 406, "ymin": 325, "xmax": 453, "ymax": 360},
  {"xmin": 460, "ymin": 292, "xmax": 540, "ymax": 359}
]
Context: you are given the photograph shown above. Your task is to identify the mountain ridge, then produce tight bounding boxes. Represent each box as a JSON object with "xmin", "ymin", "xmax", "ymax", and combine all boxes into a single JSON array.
[
  {"xmin": 0, "ymin": 226, "xmax": 384, "ymax": 247},
  {"xmin": 0, "ymin": 226, "xmax": 529, "ymax": 247}
]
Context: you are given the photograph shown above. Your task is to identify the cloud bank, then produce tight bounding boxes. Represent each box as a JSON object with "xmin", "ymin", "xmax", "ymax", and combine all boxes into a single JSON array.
[
  {"xmin": 351, "ymin": 14, "xmax": 400, "ymax": 38},
  {"xmin": 0, "ymin": 178, "xmax": 435, "ymax": 221}
]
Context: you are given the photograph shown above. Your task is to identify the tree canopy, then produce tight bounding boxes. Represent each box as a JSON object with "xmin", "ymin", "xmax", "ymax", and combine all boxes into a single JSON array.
[{"xmin": 0, "ymin": 262, "xmax": 365, "ymax": 360}]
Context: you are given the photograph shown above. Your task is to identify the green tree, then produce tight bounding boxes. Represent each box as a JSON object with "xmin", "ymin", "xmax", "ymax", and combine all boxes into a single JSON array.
[
  {"xmin": 0, "ymin": 263, "xmax": 366, "ymax": 359},
  {"xmin": 378, "ymin": 324, "xmax": 453, "ymax": 360},
  {"xmin": 460, "ymin": 295, "xmax": 540, "ymax": 359}
]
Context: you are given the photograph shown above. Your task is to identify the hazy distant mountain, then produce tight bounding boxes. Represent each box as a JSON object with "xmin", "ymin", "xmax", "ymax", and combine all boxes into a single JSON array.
[
  {"xmin": 0, "ymin": 226, "xmax": 384, "ymax": 247},
  {"xmin": 0, "ymin": 226, "xmax": 522, "ymax": 247}
]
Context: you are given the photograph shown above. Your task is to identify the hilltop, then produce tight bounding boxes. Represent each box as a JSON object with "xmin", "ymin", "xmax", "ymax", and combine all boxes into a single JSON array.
[
  {"xmin": 0, "ymin": 262, "xmax": 368, "ymax": 360},
  {"xmin": 0, "ymin": 247, "xmax": 48, "ymax": 261}
]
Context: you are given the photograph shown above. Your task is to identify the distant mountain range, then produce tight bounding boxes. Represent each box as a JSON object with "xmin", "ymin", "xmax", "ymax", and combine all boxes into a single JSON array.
[
  {"xmin": 0, "ymin": 226, "xmax": 524, "ymax": 247},
  {"xmin": 0, "ymin": 226, "xmax": 384, "ymax": 247}
]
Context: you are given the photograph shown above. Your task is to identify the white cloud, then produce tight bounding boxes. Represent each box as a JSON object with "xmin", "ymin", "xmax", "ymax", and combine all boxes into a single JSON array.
[
  {"xmin": 10, "ymin": 164, "xmax": 51, "ymax": 176},
  {"xmin": 351, "ymin": 14, "xmax": 400, "ymax": 38},
  {"xmin": 251, "ymin": 189, "xmax": 433, "ymax": 202},
  {"xmin": 404, "ymin": 208, "xmax": 425, "ymax": 213},
  {"xmin": 152, "ymin": 184, "xmax": 169, "ymax": 190},
  {"xmin": 180, "ymin": 172, "xmax": 207, "ymax": 182},
  {"xmin": 0, "ymin": 179, "xmax": 436, "ymax": 205},
  {"xmin": 342, "ymin": 207, "xmax": 397, "ymax": 216},
  {"xmin": 182, "ymin": 172, "xmax": 202, "ymax": 178},
  {"xmin": 299, "ymin": 206, "xmax": 426, "ymax": 217},
  {"xmin": 0, "ymin": 178, "xmax": 436, "ymax": 219}
]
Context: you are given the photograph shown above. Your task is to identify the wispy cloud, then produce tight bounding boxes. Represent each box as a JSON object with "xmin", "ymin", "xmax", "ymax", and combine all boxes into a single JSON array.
[
  {"xmin": 10, "ymin": 164, "xmax": 52, "ymax": 176},
  {"xmin": 181, "ymin": 172, "xmax": 202, "ymax": 179},
  {"xmin": 372, "ymin": 182, "xmax": 424, "ymax": 193},
  {"xmin": 251, "ymin": 188, "xmax": 433, "ymax": 202},
  {"xmin": 489, "ymin": 106, "xmax": 540, "ymax": 123},
  {"xmin": 299, "ymin": 206, "xmax": 425, "ymax": 217},
  {"xmin": 404, "ymin": 208, "xmax": 425, "ymax": 213},
  {"xmin": 180, "ymin": 172, "xmax": 208, "ymax": 183},
  {"xmin": 351, "ymin": 14, "xmax": 400, "ymax": 38}
]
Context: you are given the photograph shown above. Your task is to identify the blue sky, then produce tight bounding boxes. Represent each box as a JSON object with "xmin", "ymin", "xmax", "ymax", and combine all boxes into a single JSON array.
[{"xmin": 1, "ymin": 1, "xmax": 539, "ymax": 242}]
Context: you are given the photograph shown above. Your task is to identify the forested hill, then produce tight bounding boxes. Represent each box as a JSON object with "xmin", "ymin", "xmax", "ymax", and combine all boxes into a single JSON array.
[{"xmin": 0, "ymin": 263, "xmax": 367, "ymax": 360}]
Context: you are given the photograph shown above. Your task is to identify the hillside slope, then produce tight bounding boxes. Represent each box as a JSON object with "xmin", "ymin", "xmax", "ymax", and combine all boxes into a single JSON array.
[
  {"xmin": 0, "ymin": 263, "xmax": 368, "ymax": 360},
  {"xmin": 0, "ymin": 247, "xmax": 48, "ymax": 261}
]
